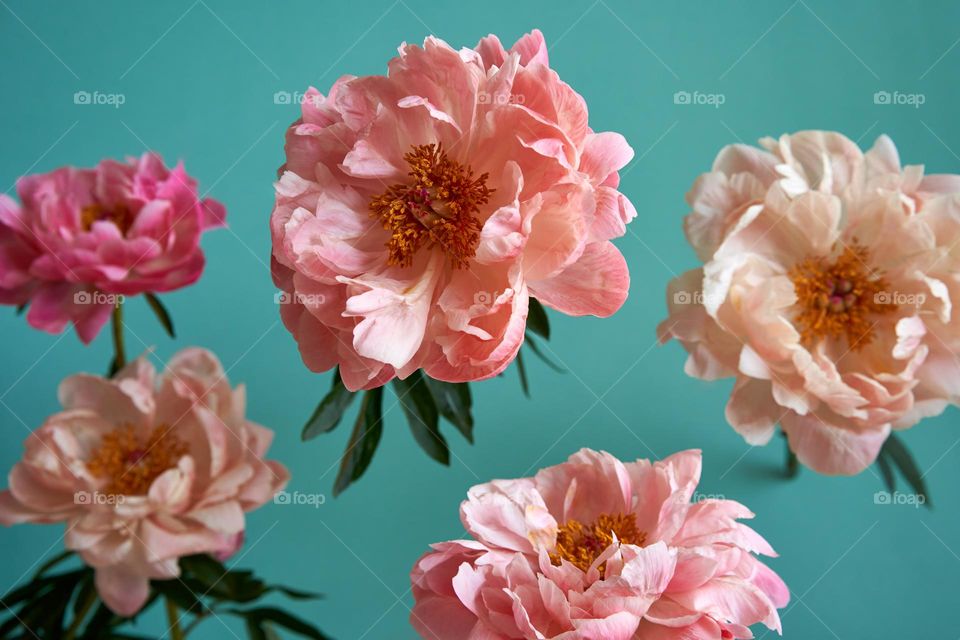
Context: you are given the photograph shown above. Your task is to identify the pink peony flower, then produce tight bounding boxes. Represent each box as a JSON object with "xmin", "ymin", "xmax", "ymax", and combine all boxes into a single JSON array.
[
  {"xmin": 659, "ymin": 131, "xmax": 960, "ymax": 474},
  {"xmin": 410, "ymin": 449, "xmax": 788, "ymax": 639},
  {"xmin": 270, "ymin": 30, "xmax": 636, "ymax": 391},
  {"xmin": 0, "ymin": 348, "xmax": 289, "ymax": 615},
  {"xmin": 0, "ymin": 153, "xmax": 226, "ymax": 343}
]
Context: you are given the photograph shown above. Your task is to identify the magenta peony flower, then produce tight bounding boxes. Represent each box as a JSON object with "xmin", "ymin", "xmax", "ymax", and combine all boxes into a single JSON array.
[
  {"xmin": 410, "ymin": 449, "xmax": 788, "ymax": 639},
  {"xmin": 270, "ymin": 30, "xmax": 636, "ymax": 391},
  {"xmin": 0, "ymin": 153, "xmax": 226, "ymax": 342},
  {"xmin": 659, "ymin": 131, "xmax": 960, "ymax": 474},
  {"xmin": 0, "ymin": 349, "xmax": 289, "ymax": 615}
]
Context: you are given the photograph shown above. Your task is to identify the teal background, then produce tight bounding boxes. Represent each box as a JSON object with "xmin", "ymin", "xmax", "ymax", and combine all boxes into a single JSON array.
[{"xmin": 1, "ymin": 0, "xmax": 959, "ymax": 637}]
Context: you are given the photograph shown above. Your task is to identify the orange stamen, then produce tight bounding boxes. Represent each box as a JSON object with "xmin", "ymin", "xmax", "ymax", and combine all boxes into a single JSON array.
[
  {"xmin": 789, "ymin": 243, "xmax": 896, "ymax": 348},
  {"xmin": 81, "ymin": 203, "xmax": 136, "ymax": 235},
  {"xmin": 369, "ymin": 143, "xmax": 492, "ymax": 268},
  {"xmin": 86, "ymin": 424, "xmax": 187, "ymax": 496},
  {"xmin": 550, "ymin": 512, "xmax": 646, "ymax": 577}
]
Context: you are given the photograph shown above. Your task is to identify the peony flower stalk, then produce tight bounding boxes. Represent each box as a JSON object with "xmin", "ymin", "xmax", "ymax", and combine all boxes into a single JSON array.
[
  {"xmin": 270, "ymin": 30, "xmax": 637, "ymax": 493},
  {"xmin": 659, "ymin": 131, "xmax": 960, "ymax": 490},
  {"xmin": 0, "ymin": 153, "xmax": 225, "ymax": 371},
  {"xmin": 0, "ymin": 349, "xmax": 288, "ymax": 616}
]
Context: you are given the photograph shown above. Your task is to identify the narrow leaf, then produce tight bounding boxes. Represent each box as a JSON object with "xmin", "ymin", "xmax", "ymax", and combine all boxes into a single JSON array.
[
  {"xmin": 527, "ymin": 298, "xmax": 550, "ymax": 340},
  {"xmin": 333, "ymin": 388, "xmax": 384, "ymax": 496},
  {"xmin": 524, "ymin": 335, "xmax": 565, "ymax": 373},
  {"xmin": 32, "ymin": 550, "xmax": 73, "ymax": 579},
  {"xmin": 882, "ymin": 433, "xmax": 931, "ymax": 506},
  {"xmin": 151, "ymin": 579, "xmax": 208, "ymax": 615},
  {"xmin": 875, "ymin": 450, "xmax": 895, "ymax": 492},
  {"xmin": 424, "ymin": 377, "xmax": 474, "ymax": 443},
  {"xmin": 302, "ymin": 369, "xmax": 356, "ymax": 440},
  {"xmin": 393, "ymin": 371, "xmax": 449, "ymax": 465},
  {"xmin": 516, "ymin": 349, "xmax": 530, "ymax": 397},
  {"xmin": 265, "ymin": 585, "xmax": 322, "ymax": 601},
  {"xmin": 145, "ymin": 293, "xmax": 176, "ymax": 338}
]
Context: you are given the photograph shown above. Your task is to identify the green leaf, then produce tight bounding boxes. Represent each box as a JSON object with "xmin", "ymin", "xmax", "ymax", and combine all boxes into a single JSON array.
[
  {"xmin": 876, "ymin": 450, "xmax": 895, "ymax": 492},
  {"xmin": 264, "ymin": 585, "xmax": 322, "ymax": 601},
  {"xmin": 31, "ymin": 550, "xmax": 74, "ymax": 580},
  {"xmin": 881, "ymin": 433, "xmax": 931, "ymax": 507},
  {"xmin": 333, "ymin": 387, "xmax": 384, "ymax": 496},
  {"xmin": 79, "ymin": 603, "xmax": 122, "ymax": 638},
  {"xmin": 180, "ymin": 554, "xmax": 228, "ymax": 588},
  {"xmin": 144, "ymin": 293, "xmax": 176, "ymax": 338},
  {"xmin": 72, "ymin": 574, "xmax": 96, "ymax": 617},
  {"xmin": 516, "ymin": 349, "xmax": 530, "ymax": 397},
  {"xmin": 393, "ymin": 372, "xmax": 449, "ymax": 465},
  {"xmin": 527, "ymin": 298, "xmax": 550, "ymax": 340},
  {"xmin": 242, "ymin": 615, "xmax": 268, "ymax": 640},
  {"xmin": 228, "ymin": 608, "xmax": 332, "ymax": 640},
  {"xmin": 424, "ymin": 377, "xmax": 474, "ymax": 443},
  {"xmin": 302, "ymin": 369, "xmax": 356, "ymax": 441},
  {"xmin": 524, "ymin": 335, "xmax": 565, "ymax": 373},
  {"xmin": 15, "ymin": 303, "xmax": 26, "ymax": 316},
  {"xmin": 151, "ymin": 579, "xmax": 209, "ymax": 615}
]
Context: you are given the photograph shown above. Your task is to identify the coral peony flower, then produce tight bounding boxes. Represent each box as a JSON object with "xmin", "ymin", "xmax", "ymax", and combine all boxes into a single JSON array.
[
  {"xmin": 270, "ymin": 30, "xmax": 636, "ymax": 391},
  {"xmin": 410, "ymin": 449, "xmax": 788, "ymax": 639},
  {"xmin": 659, "ymin": 131, "xmax": 960, "ymax": 474},
  {"xmin": 0, "ymin": 349, "xmax": 288, "ymax": 615},
  {"xmin": 0, "ymin": 153, "xmax": 226, "ymax": 343}
]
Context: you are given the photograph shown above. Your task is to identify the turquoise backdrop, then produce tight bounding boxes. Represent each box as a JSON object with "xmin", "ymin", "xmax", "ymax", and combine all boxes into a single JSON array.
[{"xmin": 2, "ymin": 1, "xmax": 959, "ymax": 637}]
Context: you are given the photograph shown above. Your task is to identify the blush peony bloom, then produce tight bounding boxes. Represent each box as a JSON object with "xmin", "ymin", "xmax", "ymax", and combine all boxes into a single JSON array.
[
  {"xmin": 270, "ymin": 30, "xmax": 636, "ymax": 391},
  {"xmin": 659, "ymin": 131, "xmax": 960, "ymax": 474},
  {"xmin": 0, "ymin": 153, "xmax": 226, "ymax": 343},
  {"xmin": 0, "ymin": 348, "xmax": 289, "ymax": 615},
  {"xmin": 410, "ymin": 449, "xmax": 788, "ymax": 639}
]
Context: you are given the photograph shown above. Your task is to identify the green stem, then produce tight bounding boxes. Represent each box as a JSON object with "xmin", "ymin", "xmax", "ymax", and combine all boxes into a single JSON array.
[
  {"xmin": 165, "ymin": 597, "xmax": 185, "ymax": 640},
  {"xmin": 63, "ymin": 585, "xmax": 97, "ymax": 640},
  {"xmin": 785, "ymin": 443, "xmax": 799, "ymax": 478},
  {"xmin": 110, "ymin": 302, "xmax": 126, "ymax": 376},
  {"xmin": 181, "ymin": 608, "xmax": 211, "ymax": 637}
]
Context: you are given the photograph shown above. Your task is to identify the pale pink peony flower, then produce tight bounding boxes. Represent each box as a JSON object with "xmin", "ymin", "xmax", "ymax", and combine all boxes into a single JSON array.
[
  {"xmin": 0, "ymin": 348, "xmax": 289, "ymax": 615},
  {"xmin": 270, "ymin": 30, "xmax": 636, "ymax": 391},
  {"xmin": 0, "ymin": 153, "xmax": 226, "ymax": 343},
  {"xmin": 659, "ymin": 131, "xmax": 960, "ymax": 474},
  {"xmin": 410, "ymin": 449, "xmax": 788, "ymax": 639}
]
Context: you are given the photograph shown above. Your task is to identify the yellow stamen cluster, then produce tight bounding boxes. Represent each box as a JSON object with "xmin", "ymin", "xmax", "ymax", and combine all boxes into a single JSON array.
[
  {"xmin": 86, "ymin": 424, "xmax": 187, "ymax": 496},
  {"xmin": 369, "ymin": 143, "xmax": 492, "ymax": 268},
  {"xmin": 789, "ymin": 243, "xmax": 896, "ymax": 347},
  {"xmin": 550, "ymin": 512, "xmax": 646, "ymax": 577},
  {"xmin": 80, "ymin": 203, "xmax": 136, "ymax": 235}
]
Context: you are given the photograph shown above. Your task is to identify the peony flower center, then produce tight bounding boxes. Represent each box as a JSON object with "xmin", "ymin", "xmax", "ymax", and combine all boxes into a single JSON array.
[
  {"xmin": 789, "ymin": 244, "xmax": 897, "ymax": 347},
  {"xmin": 81, "ymin": 203, "xmax": 136, "ymax": 235},
  {"xmin": 86, "ymin": 424, "xmax": 187, "ymax": 496},
  {"xmin": 550, "ymin": 512, "xmax": 646, "ymax": 577},
  {"xmin": 369, "ymin": 143, "xmax": 493, "ymax": 269}
]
